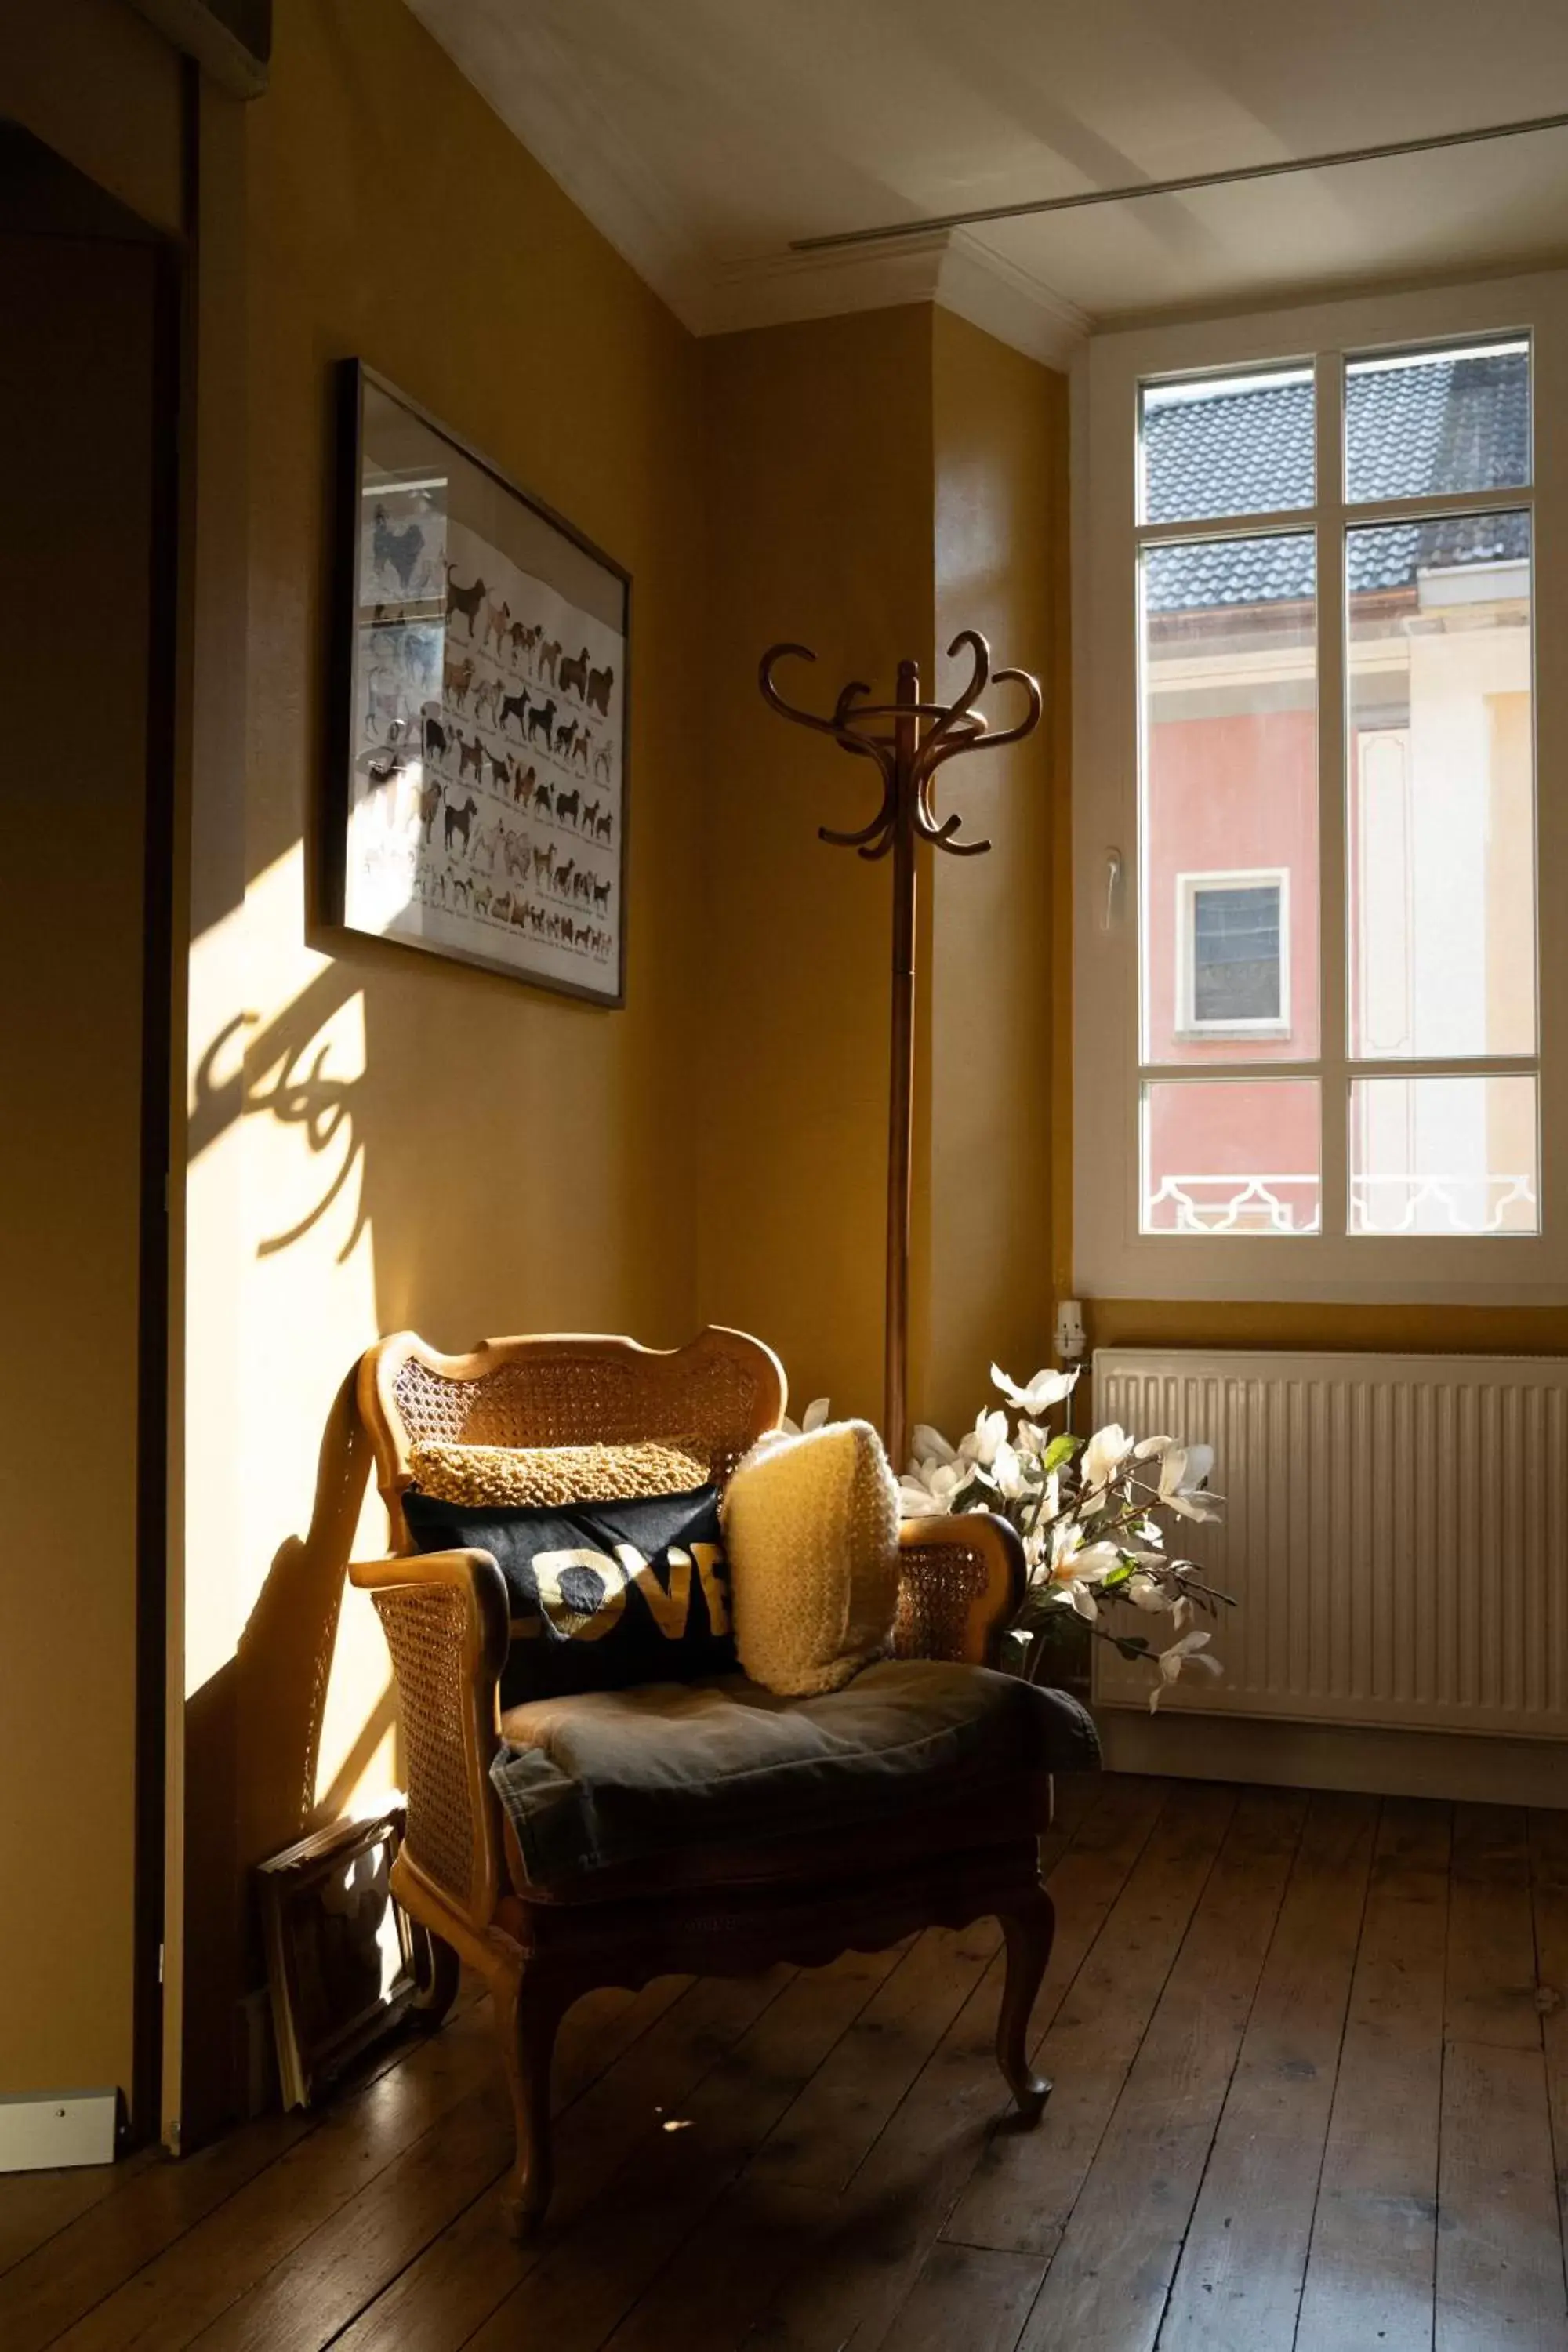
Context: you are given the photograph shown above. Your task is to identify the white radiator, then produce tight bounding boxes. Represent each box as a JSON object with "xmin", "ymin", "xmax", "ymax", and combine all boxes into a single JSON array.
[{"xmin": 1091, "ymin": 1350, "xmax": 1568, "ymax": 1739}]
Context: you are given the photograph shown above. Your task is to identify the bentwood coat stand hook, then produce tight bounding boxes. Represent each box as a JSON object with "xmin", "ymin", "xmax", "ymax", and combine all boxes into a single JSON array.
[{"xmin": 758, "ymin": 630, "xmax": 1043, "ymax": 1469}]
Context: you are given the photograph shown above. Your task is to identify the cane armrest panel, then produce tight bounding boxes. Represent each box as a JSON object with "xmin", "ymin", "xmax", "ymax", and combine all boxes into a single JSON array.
[
  {"xmin": 348, "ymin": 1548, "xmax": 509, "ymax": 1932},
  {"xmin": 894, "ymin": 1512, "xmax": 1025, "ymax": 1668}
]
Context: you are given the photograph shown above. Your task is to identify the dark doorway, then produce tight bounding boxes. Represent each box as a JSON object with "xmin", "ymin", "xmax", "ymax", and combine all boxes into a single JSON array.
[{"xmin": 0, "ymin": 126, "xmax": 179, "ymax": 2147}]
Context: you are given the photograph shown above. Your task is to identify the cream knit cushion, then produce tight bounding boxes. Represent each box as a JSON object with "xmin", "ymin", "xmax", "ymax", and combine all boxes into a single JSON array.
[
  {"xmin": 722, "ymin": 1419, "xmax": 900, "ymax": 1697},
  {"xmin": 408, "ymin": 1439, "xmax": 708, "ymax": 1510}
]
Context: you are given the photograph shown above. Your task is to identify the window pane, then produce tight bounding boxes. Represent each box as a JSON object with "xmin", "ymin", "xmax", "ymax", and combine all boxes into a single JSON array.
[
  {"xmin": 1191, "ymin": 880, "xmax": 1283, "ymax": 1025},
  {"xmin": 1345, "ymin": 339, "xmax": 1529, "ymax": 505},
  {"xmin": 1142, "ymin": 1080, "xmax": 1320, "ymax": 1234},
  {"xmin": 1142, "ymin": 535, "xmax": 1318, "ymax": 1062},
  {"xmin": 1351, "ymin": 1076, "xmax": 1538, "ymax": 1235},
  {"xmin": 1347, "ymin": 512, "xmax": 1535, "ymax": 1060},
  {"xmin": 1141, "ymin": 366, "xmax": 1314, "ymax": 524}
]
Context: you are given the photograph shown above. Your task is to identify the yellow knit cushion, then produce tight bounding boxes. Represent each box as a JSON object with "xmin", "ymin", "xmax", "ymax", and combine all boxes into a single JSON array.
[
  {"xmin": 408, "ymin": 1439, "xmax": 708, "ymax": 1510},
  {"xmin": 721, "ymin": 1419, "xmax": 900, "ymax": 1697}
]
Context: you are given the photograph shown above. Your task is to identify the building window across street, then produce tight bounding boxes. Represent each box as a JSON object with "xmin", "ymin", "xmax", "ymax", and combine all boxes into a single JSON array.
[{"xmin": 1180, "ymin": 873, "xmax": 1288, "ymax": 1036}]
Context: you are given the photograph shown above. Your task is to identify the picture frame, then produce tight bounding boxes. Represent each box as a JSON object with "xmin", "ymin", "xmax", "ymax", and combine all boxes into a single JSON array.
[
  {"xmin": 255, "ymin": 1809, "xmax": 417, "ymax": 2111},
  {"xmin": 327, "ymin": 360, "xmax": 631, "ymax": 1005}
]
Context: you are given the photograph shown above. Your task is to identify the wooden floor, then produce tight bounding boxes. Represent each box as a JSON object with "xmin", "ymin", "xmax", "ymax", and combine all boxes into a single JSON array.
[{"xmin": 6, "ymin": 1775, "xmax": 1568, "ymax": 2350}]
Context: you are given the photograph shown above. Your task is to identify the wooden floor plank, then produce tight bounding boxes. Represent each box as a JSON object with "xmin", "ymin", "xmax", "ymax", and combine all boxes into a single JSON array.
[
  {"xmin": 52, "ymin": 1998, "xmax": 510, "ymax": 2352},
  {"xmin": 747, "ymin": 1919, "xmax": 1002, "ymax": 2193},
  {"xmin": 463, "ymin": 1944, "xmax": 907, "ymax": 2352},
  {"xmin": 884, "ymin": 2240, "xmax": 1046, "ymax": 2352},
  {"xmin": 55, "ymin": 1980, "xmax": 681, "ymax": 2352},
  {"xmin": 0, "ymin": 1981, "xmax": 488, "ymax": 2352},
  {"xmin": 742, "ymin": 1777, "xmax": 1187, "ymax": 2352},
  {"xmin": 1157, "ymin": 1790, "xmax": 1377, "ymax": 2352},
  {"xmin": 1014, "ymin": 1785, "xmax": 1308, "ymax": 2352},
  {"xmin": 1295, "ymin": 1798, "xmax": 1452, "ymax": 2352},
  {"xmin": 333, "ymin": 1969, "xmax": 795, "ymax": 2352},
  {"xmin": 1446, "ymin": 1804, "xmax": 1541, "ymax": 2051},
  {"xmin": 1527, "ymin": 1809, "xmax": 1568, "ymax": 2269},
  {"xmin": 600, "ymin": 2179, "xmax": 840, "ymax": 2352},
  {"xmin": 0, "ymin": 2113, "xmax": 308, "ymax": 2352},
  {"xmin": 0, "ymin": 2151, "xmax": 158, "ymax": 2283},
  {"xmin": 1436, "ymin": 2040, "xmax": 1566, "ymax": 2352},
  {"xmin": 944, "ymin": 1779, "xmax": 1237, "ymax": 2257}
]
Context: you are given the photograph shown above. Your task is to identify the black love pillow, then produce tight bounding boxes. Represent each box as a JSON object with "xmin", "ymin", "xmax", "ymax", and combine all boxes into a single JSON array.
[{"xmin": 401, "ymin": 1483, "xmax": 735, "ymax": 1707}]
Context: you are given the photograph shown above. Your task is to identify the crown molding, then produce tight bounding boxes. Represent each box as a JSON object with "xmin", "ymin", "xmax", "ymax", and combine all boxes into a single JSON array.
[
  {"xmin": 702, "ymin": 227, "xmax": 1090, "ymax": 368},
  {"xmin": 936, "ymin": 231, "xmax": 1092, "ymax": 369}
]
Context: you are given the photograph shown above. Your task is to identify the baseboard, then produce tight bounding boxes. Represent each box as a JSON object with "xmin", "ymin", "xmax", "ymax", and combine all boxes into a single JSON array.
[
  {"xmin": 1096, "ymin": 1707, "xmax": 1568, "ymax": 1809},
  {"xmin": 0, "ymin": 2089, "xmax": 118, "ymax": 2172}
]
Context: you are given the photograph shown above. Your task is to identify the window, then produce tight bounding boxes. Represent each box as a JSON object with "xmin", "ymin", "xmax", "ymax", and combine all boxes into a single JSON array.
[
  {"xmin": 1076, "ymin": 277, "xmax": 1567, "ymax": 1301},
  {"xmin": 1179, "ymin": 873, "xmax": 1288, "ymax": 1035}
]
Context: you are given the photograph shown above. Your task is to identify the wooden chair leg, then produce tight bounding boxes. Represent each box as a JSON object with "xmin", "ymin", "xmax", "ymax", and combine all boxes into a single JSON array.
[
  {"xmin": 408, "ymin": 1926, "xmax": 460, "ymax": 2031},
  {"xmin": 995, "ymin": 1891, "xmax": 1055, "ymax": 2122},
  {"xmin": 495, "ymin": 1962, "xmax": 569, "ymax": 2239}
]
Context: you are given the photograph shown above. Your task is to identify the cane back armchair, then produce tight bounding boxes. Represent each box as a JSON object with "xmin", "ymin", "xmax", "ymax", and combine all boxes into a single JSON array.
[{"xmin": 351, "ymin": 1325, "xmax": 1086, "ymax": 2235}]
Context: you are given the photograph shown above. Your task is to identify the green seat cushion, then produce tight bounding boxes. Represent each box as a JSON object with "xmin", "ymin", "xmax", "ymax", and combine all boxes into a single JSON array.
[{"xmin": 489, "ymin": 1658, "xmax": 1098, "ymax": 1889}]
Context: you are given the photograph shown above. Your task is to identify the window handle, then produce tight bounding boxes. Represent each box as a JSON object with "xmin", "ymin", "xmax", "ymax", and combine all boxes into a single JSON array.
[{"xmin": 1103, "ymin": 848, "xmax": 1124, "ymax": 931}]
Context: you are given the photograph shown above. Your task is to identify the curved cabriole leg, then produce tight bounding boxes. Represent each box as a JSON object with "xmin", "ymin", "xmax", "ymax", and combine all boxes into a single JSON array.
[
  {"xmin": 996, "ymin": 1892, "xmax": 1055, "ymax": 2121},
  {"xmin": 495, "ymin": 1963, "xmax": 568, "ymax": 2240},
  {"xmin": 408, "ymin": 1926, "xmax": 461, "ymax": 2031}
]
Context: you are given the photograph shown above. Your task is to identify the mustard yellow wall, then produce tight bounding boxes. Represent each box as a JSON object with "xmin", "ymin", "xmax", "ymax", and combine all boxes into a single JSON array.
[
  {"xmin": 0, "ymin": 236, "xmax": 158, "ymax": 2100},
  {"xmin": 697, "ymin": 308, "xmax": 936, "ymax": 1427},
  {"xmin": 172, "ymin": 0, "xmax": 712, "ymax": 2126},
  {"xmin": 924, "ymin": 310, "xmax": 1066, "ymax": 1437}
]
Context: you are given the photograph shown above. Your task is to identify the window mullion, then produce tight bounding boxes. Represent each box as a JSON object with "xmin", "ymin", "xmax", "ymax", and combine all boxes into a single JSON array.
[{"xmin": 1316, "ymin": 352, "xmax": 1350, "ymax": 1240}]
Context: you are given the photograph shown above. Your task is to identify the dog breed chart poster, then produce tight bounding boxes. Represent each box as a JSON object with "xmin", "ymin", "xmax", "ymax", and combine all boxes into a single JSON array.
[{"xmin": 334, "ymin": 365, "xmax": 630, "ymax": 1004}]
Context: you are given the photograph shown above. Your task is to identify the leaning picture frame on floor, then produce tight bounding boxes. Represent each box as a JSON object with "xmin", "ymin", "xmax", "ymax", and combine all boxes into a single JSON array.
[
  {"xmin": 326, "ymin": 359, "xmax": 631, "ymax": 1007},
  {"xmin": 256, "ymin": 1809, "xmax": 418, "ymax": 2111}
]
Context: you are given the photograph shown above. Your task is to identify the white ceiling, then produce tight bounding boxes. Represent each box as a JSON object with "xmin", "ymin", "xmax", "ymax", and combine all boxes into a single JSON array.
[{"xmin": 407, "ymin": 0, "xmax": 1568, "ymax": 361}]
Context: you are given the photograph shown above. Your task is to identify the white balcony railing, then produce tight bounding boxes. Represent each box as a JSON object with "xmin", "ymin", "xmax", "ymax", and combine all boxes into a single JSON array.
[{"xmin": 1145, "ymin": 1171, "xmax": 1537, "ymax": 1236}]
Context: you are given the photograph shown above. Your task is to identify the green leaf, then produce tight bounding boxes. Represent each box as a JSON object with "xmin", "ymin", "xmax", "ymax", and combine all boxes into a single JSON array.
[{"xmin": 1043, "ymin": 1434, "xmax": 1081, "ymax": 1472}]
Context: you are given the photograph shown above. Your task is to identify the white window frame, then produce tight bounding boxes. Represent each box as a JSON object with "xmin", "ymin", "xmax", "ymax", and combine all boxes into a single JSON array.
[
  {"xmin": 1175, "ymin": 867, "xmax": 1290, "ymax": 1041},
  {"xmin": 1073, "ymin": 270, "xmax": 1568, "ymax": 1305}
]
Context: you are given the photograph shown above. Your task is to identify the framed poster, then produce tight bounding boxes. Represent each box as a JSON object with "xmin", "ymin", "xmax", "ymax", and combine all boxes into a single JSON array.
[{"xmin": 328, "ymin": 361, "xmax": 630, "ymax": 1004}]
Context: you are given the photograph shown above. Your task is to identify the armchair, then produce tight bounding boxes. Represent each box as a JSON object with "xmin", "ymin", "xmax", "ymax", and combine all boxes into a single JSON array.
[{"xmin": 350, "ymin": 1325, "xmax": 1094, "ymax": 2234}]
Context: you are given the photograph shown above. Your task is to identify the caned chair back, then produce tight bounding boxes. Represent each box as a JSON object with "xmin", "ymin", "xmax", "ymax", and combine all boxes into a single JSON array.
[{"xmin": 358, "ymin": 1326, "xmax": 786, "ymax": 1550}]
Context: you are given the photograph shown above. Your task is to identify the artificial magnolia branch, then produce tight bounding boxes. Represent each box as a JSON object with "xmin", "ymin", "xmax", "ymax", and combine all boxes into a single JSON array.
[{"xmin": 786, "ymin": 1368, "xmax": 1235, "ymax": 1708}]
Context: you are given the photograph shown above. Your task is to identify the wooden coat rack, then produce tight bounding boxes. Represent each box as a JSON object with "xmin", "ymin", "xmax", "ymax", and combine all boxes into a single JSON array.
[{"xmin": 759, "ymin": 631, "xmax": 1043, "ymax": 1469}]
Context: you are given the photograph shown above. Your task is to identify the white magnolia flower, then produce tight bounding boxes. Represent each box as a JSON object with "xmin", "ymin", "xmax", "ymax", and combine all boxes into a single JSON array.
[
  {"xmin": 1125, "ymin": 1572, "xmax": 1174, "ymax": 1613},
  {"xmin": 1133, "ymin": 1433, "xmax": 1176, "ymax": 1459},
  {"xmin": 898, "ymin": 1453, "xmax": 967, "ymax": 1519},
  {"xmin": 1148, "ymin": 1628, "xmax": 1225, "ymax": 1711},
  {"xmin": 959, "ymin": 1408, "xmax": 1011, "ymax": 1469},
  {"xmin": 909, "ymin": 1422, "xmax": 958, "ymax": 1467},
  {"xmin": 989, "ymin": 1441, "xmax": 1029, "ymax": 1502},
  {"xmin": 991, "ymin": 1363, "xmax": 1080, "ymax": 1415},
  {"xmin": 1014, "ymin": 1418, "xmax": 1054, "ymax": 1458},
  {"xmin": 1072, "ymin": 1539, "xmax": 1127, "ymax": 1583},
  {"xmin": 1157, "ymin": 1445, "xmax": 1223, "ymax": 1522},
  {"xmin": 779, "ymin": 1397, "xmax": 831, "ymax": 1438},
  {"xmin": 1080, "ymin": 1422, "xmax": 1134, "ymax": 1493}
]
